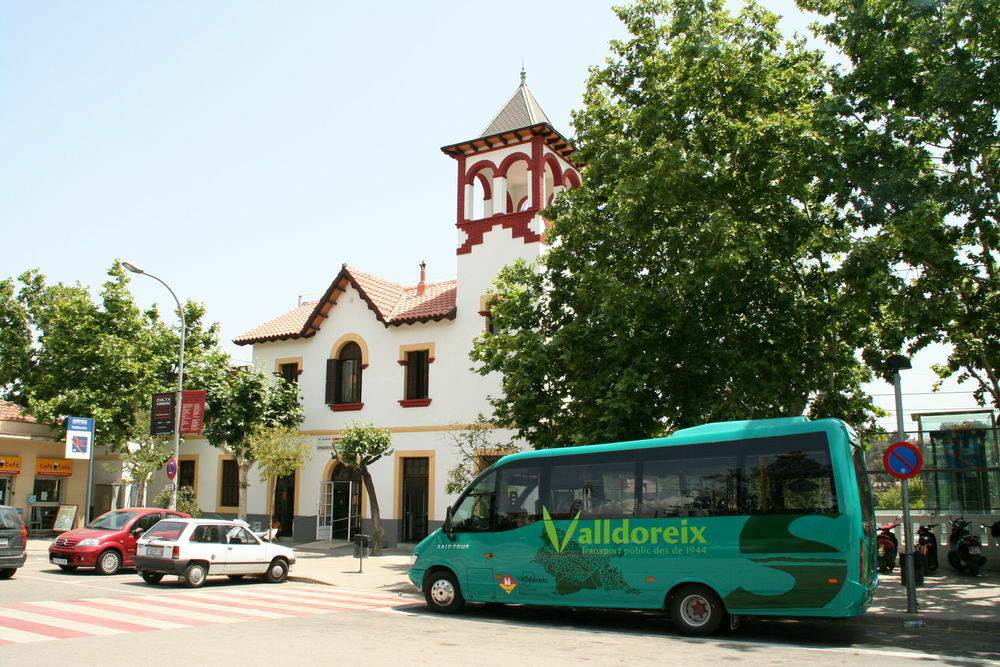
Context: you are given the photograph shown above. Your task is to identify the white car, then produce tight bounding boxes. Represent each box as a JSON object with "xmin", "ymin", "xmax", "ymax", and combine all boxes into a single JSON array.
[{"xmin": 133, "ymin": 518, "xmax": 295, "ymax": 588}]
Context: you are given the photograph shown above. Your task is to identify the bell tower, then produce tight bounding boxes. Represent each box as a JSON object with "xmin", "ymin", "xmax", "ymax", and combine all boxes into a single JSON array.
[{"xmin": 441, "ymin": 71, "xmax": 581, "ymax": 313}]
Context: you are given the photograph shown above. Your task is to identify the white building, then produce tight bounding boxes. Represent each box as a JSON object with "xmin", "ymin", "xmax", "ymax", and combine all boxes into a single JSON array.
[{"xmin": 174, "ymin": 75, "xmax": 580, "ymax": 545}]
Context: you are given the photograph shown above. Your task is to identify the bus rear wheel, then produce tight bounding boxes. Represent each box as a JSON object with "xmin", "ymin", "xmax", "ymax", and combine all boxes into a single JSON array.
[
  {"xmin": 425, "ymin": 570, "xmax": 465, "ymax": 613},
  {"xmin": 670, "ymin": 584, "xmax": 727, "ymax": 635}
]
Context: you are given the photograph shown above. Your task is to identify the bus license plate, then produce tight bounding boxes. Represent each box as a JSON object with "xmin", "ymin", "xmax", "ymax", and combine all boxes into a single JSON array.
[
  {"xmin": 969, "ymin": 546, "xmax": 981, "ymax": 554},
  {"xmin": 51, "ymin": 557, "xmax": 69, "ymax": 565}
]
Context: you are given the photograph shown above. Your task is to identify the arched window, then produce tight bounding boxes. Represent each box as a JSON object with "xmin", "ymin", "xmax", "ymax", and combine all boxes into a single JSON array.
[{"xmin": 326, "ymin": 342, "xmax": 362, "ymax": 405}]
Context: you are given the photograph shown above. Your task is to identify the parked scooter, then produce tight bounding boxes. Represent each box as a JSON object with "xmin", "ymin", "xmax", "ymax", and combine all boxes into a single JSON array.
[
  {"xmin": 947, "ymin": 517, "xmax": 987, "ymax": 576},
  {"xmin": 877, "ymin": 521, "xmax": 900, "ymax": 573},
  {"xmin": 916, "ymin": 518, "xmax": 940, "ymax": 574}
]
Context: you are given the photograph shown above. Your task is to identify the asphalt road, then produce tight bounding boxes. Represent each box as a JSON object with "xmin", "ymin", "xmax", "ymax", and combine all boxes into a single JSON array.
[{"xmin": 3, "ymin": 553, "xmax": 998, "ymax": 666}]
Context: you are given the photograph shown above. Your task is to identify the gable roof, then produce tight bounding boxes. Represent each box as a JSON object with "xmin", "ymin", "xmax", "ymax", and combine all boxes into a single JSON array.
[
  {"xmin": 233, "ymin": 265, "xmax": 457, "ymax": 346},
  {"xmin": 0, "ymin": 400, "xmax": 37, "ymax": 423}
]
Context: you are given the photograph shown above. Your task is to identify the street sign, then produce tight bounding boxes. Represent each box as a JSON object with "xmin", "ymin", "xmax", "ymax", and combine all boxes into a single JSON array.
[
  {"xmin": 883, "ymin": 441, "xmax": 923, "ymax": 480},
  {"xmin": 165, "ymin": 457, "xmax": 178, "ymax": 480},
  {"xmin": 163, "ymin": 482, "xmax": 175, "ymax": 492},
  {"xmin": 65, "ymin": 417, "xmax": 95, "ymax": 460}
]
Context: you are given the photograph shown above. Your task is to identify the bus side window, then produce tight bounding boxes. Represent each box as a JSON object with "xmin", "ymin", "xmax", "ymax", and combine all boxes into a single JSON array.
[
  {"xmin": 495, "ymin": 466, "xmax": 541, "ymax": 531},
  {"xmin": 548, "ymin": 461, "xmax": 636, "ymax": 519},
  {"xmin": 640, "ymin": 456, "xmax": 739, "ymax": 517},
  {"xmin": 743, "ymin": 448, "xmax": 837, "ymax": 514}
]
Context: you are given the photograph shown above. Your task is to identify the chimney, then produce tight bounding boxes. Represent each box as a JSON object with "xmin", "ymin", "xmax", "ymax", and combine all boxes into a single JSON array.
[{"xmin": 417, "ymin": 261, "xmax": 427, "ymax": 296}]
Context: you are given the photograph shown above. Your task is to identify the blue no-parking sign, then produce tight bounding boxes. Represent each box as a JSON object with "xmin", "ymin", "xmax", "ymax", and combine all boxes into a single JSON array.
[{"xmin": 883, "ymin": 441, "xmax": 923, "ymax": 480}]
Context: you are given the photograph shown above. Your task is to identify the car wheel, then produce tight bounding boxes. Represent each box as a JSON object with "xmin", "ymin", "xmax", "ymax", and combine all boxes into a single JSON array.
[
  {"xmin": 96, "ymin": 549, "xmax": 122, "ymax": 575},
  {"xmin": 424, "ymin": 570, "xmax": 465, "ymax": 613},
  {"xmin": 183, "ymin": 563, "xmax": 208, "ymax": 588},
  {"xmin": 140, "ymin": 571, "xmax": 164, "ymax": 584},
  {"xmin": 670, "ymin": 584, "xmax": 727, "ymax": 635},
  {"xmin": 263, "ymin": 559, "xmax": 288, "ymax": 583},
  {"xmin": 227, "ymin": 574, "xmax": 245, "ymax": 581},
  {"xmin": 0, "ymin": 568, "xmax": 16, "ymax": 579},
  {"xmin": 57, "ymin": 564, "xmax": 78, "ymax": 572}
]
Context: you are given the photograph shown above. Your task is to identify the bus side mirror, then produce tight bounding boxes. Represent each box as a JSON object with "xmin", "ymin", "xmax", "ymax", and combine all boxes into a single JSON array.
[{"xmin": 444, "ymin": 506, "xmax": 456, "ymax": 541}]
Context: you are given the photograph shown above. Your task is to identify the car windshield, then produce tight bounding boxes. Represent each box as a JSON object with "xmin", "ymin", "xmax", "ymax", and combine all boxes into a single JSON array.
[
  {"xmin": 87, "ymin": 510, "xmax": 141, "ymax": 530},
  {"xmin": 144, "ymin": 520, "xmax": 187, "ymax": 542}
]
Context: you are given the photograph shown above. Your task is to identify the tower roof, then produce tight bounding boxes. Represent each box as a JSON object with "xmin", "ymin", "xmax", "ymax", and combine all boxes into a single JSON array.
[
  {"xmin": 480, "ymin": 70, "xmax": 552, "ymax": 136},
  {"xmin": 441, "ymin": 71, "xmax": 575, "ymax": 161}
]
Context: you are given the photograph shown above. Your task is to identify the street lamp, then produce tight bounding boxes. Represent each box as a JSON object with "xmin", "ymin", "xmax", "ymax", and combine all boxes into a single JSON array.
[
  {"xmin": 124, "ymin": 260, "xmax": 185, "ymax": 511},
  {"xmin": 887, "ymin": 353, "xmax": 916, "ymax": 613}
]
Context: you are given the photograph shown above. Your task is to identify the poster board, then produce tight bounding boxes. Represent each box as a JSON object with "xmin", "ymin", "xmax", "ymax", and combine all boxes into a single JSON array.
[{"xmin": 53, "ymin": 504, "xmax": 78, "ymax": 532}]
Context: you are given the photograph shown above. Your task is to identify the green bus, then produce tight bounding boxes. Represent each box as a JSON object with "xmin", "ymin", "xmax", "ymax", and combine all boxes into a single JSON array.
[{"xmin": 408, "ymin": 417, "xmax": 877, "ymax": 634}]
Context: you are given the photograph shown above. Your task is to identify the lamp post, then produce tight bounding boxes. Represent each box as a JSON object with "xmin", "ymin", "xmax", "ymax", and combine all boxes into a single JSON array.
[
  {"xmin": 887, "ymin": 353, "xmax": 916, "ymax": 613},
  {"xmin": 124, "ymin": 261, "xmax": 184, "ymax": 511}
]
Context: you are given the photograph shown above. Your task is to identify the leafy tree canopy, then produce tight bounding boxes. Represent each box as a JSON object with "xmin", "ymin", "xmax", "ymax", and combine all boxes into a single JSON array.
[
  {"xmin": 798, "ymin": 0, "xmax": 1000, "ymax": 408},
  {"xmin": 0, "ymin": 261, "xmax": 228, "ymax": 451},
  {"xmin": 473, "ymin": 0, "xmax": 881, "ymax": 449}
]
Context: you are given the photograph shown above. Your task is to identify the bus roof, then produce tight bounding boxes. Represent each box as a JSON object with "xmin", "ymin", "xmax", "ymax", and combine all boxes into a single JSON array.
[{"xmin": 494, "ymin": 416, "xmax": 851, "ymax": 466}]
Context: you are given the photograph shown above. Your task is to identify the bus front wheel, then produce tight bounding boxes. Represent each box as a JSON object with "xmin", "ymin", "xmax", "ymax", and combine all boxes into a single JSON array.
[
  {"xmin": 670, "ymin": 584, "xmax": 727, "ymax": 635},
  {"xmin": 425, "ymin": 570, "xmax": 465, "ymax": 613}
]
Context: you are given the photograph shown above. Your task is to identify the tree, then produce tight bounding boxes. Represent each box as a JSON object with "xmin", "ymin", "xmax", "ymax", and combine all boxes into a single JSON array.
[
  {"xmin": 0, "ymin": 262, "xmax": 229, "ymax": 452},
  {"xmin": 202, "ymin": 366, "xmax": 303, "ymax": 520},
  {"xmin": 105, "ymin": 440, "xmax": 171, "ymax": 508},
  {"xmin": 248, "ymin": 424, "xmax": 312, "ymax": 539},
  {"xmin": 798, "ymin": 0, "xmax": 1000, "ymax": 406},
  {"xmin": 334, "ymin": 423, "xmax": 393, "ymax": 556},
  {"xmin": 472, "ymin": 0, "xmax": 880, "ymax": 449},
  {"xmin": 445, "ymin": 421, "xmax": 517, "ymax": 494}
]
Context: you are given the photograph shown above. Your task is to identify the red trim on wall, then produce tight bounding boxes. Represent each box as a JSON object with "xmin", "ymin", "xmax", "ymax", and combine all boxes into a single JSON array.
[
  {"xmin": 475, "ymin": 172, "xmax": 493, "ymax": 201},
  {"xmin": 531, "ymin": 135, "xmax": 544, "ymax": 210},
  {"xmin": 456, "ymin": 210, "xmax": 543, "ymax": 254},
  {"xmin": 329, "ymin": 403, "xmax": 364, "ymax": 412},
  {"xmin": 465, "ymin": 159, "xmax": 497, "ymax": 186},
  {"xmin": 456, "ymin": 154, "xmax": 467, "ymax": 225},
  {"xmin": 563, "ymin": 169, "xmax": 581, "ymax": 188},
  {"xmin": 498, "ymin": 151, "xmax": 531, "ymax": 178},
  {"xmin": 360, "ymin": 363, "xmax": 369, "ymax": 370},
  {"xmin": 398, "ymin": 399, "xmax": 432, "ymax": 408},
  {"xmin": 397, "ymin": 360, "xmax": 408, "ymax": 366},
  {"xmin": 543, "ymin": 153, "xmax": 564, "ymax": 187}
]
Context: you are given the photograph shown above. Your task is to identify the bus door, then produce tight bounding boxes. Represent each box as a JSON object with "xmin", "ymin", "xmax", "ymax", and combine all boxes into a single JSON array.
[
  {"xmin": 487, "ymin": 465, "xmax": 544, "ymax": 603},
  {"xmin": 448, "ymin": 470, "xmax": 500, "ymax": 602}
]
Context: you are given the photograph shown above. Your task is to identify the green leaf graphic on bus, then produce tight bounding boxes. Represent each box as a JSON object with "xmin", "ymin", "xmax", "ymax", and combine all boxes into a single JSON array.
[{"xmin": 541, "ymin": 506, "xmax": 580, "ymax": 552}]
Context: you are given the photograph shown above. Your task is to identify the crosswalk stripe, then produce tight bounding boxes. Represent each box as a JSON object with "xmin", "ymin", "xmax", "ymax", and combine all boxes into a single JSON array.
[
  {"xmin": 7, "ymin": 602, "xmax": 162, "ymax": 633},
  {"xmin": 94, "ymin": 596, "xmax": 271, "ymax": 623},
  {"xmin": 0, "ymin": 608, "xmax": 125, "ymax": 637},
  {"xmin": 0, "ymin": 585, "xmax": 419, "ymax": 645},
  {"xmin": 33, "ymin": 600, "xmax": 194, "ymax": 629},
  {"xmin": 124, "ymin": 593, "xmax": 292, "ymax": 619},
  {"xmin": 0, "ymin": 615, "xmax": 90, "ymax": 640}
]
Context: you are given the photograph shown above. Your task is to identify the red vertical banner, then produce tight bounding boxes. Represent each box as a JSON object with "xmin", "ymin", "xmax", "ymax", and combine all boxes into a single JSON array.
[{"xmin": 179, "ymin": 390, "xmax": 207, "ymax": 434}]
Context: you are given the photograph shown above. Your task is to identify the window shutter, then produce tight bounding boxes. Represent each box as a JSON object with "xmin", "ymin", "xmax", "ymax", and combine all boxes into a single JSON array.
[{"xmin": 325, "ymin": 358, "xmax": 338, "ymax": 404}]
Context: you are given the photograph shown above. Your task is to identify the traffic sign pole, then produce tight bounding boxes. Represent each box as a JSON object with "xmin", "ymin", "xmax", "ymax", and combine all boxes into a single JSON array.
[{"xmin": 893, "ymin": 369, "xmax": 918, "ymax": 614}]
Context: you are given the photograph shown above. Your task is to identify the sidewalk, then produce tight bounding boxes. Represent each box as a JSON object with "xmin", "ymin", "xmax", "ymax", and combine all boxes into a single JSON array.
[{"xmin": 288, "ymin": 539, "xmax": 1000, "ymax": 630}]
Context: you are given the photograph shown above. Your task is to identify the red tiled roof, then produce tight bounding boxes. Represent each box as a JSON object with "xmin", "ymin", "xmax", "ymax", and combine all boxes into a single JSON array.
[
  {"xmin": 233, "ymin": 265, "xmax": 457, "ymax": 346},
  {"xmin": 0, "ymin": 400, "xmax": 37, "ymax": 423},
  {"xmin": 232, "ymin": 301, "xmax": 319, "ymax": 345}
]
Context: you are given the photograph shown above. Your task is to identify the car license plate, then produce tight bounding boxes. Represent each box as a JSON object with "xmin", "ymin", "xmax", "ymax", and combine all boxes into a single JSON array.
[
  {"xmin": 51, "ymin": 557, "xmax": 69, "ymax": 565},
  {"xmin": 969, "ymin": 546, "xmax": 981, "ymax": 554},
  {"xmin": 0, "ymin": 537, "xmax": 8, "ymax": 547},
  {"xmin": 144, "ymin": 546, "xmax": 163, "ymax": 557}
]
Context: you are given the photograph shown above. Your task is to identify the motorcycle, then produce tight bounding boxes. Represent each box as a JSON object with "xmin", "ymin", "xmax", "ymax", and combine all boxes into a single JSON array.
[
  {"xmin": 947, "ymin": 517, "xmax": 986, "ymax": 576},
  {"xmin": 877, "ymin": 521, "xmax": 900, "ymax": 573},
  {"xmin": 916, "ymin": 519, "xmax": 940, "ymax": 574}
]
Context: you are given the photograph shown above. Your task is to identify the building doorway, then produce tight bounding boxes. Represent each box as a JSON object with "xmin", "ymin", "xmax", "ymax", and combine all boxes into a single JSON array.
[
  {"xmin": 401, "ymin": 457, "xmax": 429, "ymax": 542},
  {"xmin": 317, "ymin": 464, "xmax": 361, "ymax": 540},
  {"xmin": 273, "ymin": 473, "xmax": 295, "ymax": 537}
]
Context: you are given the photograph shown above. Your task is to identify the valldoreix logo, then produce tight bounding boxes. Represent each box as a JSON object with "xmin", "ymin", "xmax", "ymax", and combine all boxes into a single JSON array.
[{"xmin": 541, "ymin": 506, "xmax": 708, "ymax": 551}]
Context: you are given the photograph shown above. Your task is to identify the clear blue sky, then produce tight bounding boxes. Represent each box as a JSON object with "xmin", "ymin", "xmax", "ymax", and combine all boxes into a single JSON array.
[{"xmin": 1, "ymin": 1, "xmax": 987, "ymax": 431}]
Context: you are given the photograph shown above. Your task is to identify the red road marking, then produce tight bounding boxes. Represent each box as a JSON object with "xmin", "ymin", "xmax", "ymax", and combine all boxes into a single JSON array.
[
  {"xmin": 0, "ymin": 615, "xmax": 90, "ymax": 639},
  {"xmin": 64, "ymin": 599, "xmax": 214, "ymax": 626},
  {"xmin": 6, "ymin": 603, "xmax": 160, "ymax": 633}
]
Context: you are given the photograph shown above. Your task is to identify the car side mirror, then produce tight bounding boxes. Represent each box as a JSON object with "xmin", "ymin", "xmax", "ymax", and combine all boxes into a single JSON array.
[
  {"xmin": 444, "ymin": 506, "xmax": 456, "ymax": 542},
  {"xmin": 132, "ymin": 527, "xmax": 146, "ymax": 537}
]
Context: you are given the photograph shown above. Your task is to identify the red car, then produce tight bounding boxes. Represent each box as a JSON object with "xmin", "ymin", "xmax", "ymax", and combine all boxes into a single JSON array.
[{"xmin": 49, "ymin": 508, "xmax": 189, "ymax": 575}]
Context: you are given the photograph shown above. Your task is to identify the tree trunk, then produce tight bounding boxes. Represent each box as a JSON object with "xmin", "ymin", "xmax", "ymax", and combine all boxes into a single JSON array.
[
  {"xmin": 238, "ymin": 458, "xmax": 250, "ymax": 521},
  {"xmin": 265, "ymin": 476, "xmax": 275, "ymax": 541},
  {"xmin": 360, "ymin": 465, "xmax": 383, "ymax": 556}
]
